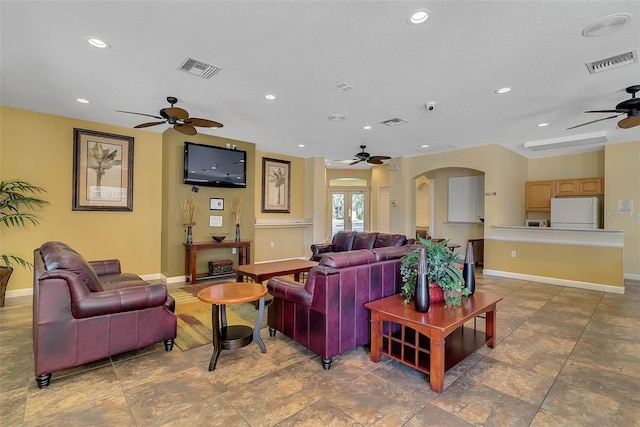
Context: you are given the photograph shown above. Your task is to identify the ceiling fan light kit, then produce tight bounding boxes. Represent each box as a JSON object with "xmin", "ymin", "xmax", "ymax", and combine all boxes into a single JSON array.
[{"xmin": 118, "ymin": 96, "xmax": 223, "ymax": 135}]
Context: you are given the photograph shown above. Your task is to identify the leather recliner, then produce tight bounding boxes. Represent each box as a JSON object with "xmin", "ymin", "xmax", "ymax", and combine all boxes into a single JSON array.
[{"xmin": 33, "ymin": 241, "xmax": 177, "ymax": 388}]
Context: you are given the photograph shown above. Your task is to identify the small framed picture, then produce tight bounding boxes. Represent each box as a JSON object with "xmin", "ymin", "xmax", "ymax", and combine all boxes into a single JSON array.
[{"xmin": 210, "ymin": 198, "xmax": 224, "ymax": 210}]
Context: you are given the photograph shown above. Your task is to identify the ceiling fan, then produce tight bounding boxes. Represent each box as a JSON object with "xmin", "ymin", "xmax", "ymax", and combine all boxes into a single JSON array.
[
  {"xmin": 350, "ymin": 145, "xmax": 391, "ymax": 165},
  {"xmin": 567, "ymin": 85, "xmax": 640, "ymax": 130},
  {"xmin": 117, "ymin": 96, "xmax": 223, "ymax": 136}
]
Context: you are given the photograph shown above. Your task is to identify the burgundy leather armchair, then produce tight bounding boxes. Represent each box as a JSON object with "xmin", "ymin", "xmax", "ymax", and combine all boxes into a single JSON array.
[
  {"xmin": 33, "ymin": 242, "xmax": 177, "ymax": 388},
  {"xmin": 310, "ymin": 231, "xmax": 408, "ymax": 261},
  {"xmin": 268, "ymin": 246, "xmax": 410, "ymax": 369}
]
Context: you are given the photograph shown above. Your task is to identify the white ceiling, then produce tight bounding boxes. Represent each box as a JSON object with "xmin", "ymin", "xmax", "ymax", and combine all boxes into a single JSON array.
[{"xmin": 2, "ymin": 1, "xmax": 640, "ymax": 167}]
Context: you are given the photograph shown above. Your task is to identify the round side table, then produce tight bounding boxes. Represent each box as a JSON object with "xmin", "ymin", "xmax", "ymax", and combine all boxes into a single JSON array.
[{"xmin": 197, "ymin": 282, "xmax": 268, "ymax": 371}]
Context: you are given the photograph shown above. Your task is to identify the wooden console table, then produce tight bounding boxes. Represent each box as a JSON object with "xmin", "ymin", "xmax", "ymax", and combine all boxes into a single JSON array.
[{"xmin": 184, "ymin": 240, "xmax": 251, "ymax": 285}]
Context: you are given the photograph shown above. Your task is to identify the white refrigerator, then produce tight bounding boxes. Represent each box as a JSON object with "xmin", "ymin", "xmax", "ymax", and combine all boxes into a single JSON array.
[{"xmin": 550, "ymin": 197, "xmax": 601, "ymax": 229}]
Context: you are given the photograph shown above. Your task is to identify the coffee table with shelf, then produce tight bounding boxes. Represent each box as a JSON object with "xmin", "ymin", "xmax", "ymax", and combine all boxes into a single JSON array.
[{"xmin": 364, "ymin": 291, "xmax": 502, "ymax": 393}]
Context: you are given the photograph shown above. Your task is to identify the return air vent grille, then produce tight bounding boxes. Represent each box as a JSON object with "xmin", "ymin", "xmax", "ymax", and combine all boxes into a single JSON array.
[
  {"xmin": 585, "ymin": 50, "xmax": 637, "ymax": 74},
  {"xmin": 524, "ymin": 131, "xmax": 608, "ymax": 151},
  {"xmin": 178, "ymin": 58, "xmax": 222, "ymax": 79}
]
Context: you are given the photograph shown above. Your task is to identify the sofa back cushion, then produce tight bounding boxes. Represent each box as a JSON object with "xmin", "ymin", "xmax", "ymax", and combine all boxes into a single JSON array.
[
  {"xmin": 331, "ymin": 231, "xmax": 357, "ymax": 252},
  {"xmin": 374, "ymin": 233, "xmax": 407, "ymax": 248},
  {"xmin": 39, "ymin": 241, "xmax": 102, "ymax": 292},
  {"xmin": 319, "ymin": 249, "xmax": 377, "ymax": 268},
  {"xmin": 352, "ymin": 232, "xmax": 378, "ymax": 250},
  {"xmin": 372, "ymin": 246, "xmax": 411, "ymax": 261}
]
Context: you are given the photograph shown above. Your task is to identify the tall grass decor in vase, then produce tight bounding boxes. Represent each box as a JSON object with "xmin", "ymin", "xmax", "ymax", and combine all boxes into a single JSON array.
[
  {"xmin": 231, "ymin": 196, "xmax": 242, "ymax": 241},
  {"xmin": 181, "ymin": 190, "xmax": 199, "ymax": 244}
]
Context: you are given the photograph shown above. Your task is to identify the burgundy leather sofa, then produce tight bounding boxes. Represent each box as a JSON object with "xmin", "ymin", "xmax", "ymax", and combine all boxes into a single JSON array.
[
  {"xmin": 267, "ymin": 246, "xmax": 410, "ymax": 369},
  {"xmin": 33, "ymin": 241, "xmax": 177, "ymax": 388},
  {"xmin": 310, "ymin": 231, "xmax": 409, "ymax": 261}
]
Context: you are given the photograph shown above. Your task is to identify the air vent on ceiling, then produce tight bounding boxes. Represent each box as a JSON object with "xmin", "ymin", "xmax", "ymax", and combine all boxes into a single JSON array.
[
  {"xmin": 336, "ymin": 82, "xmax": 354, "ymax": 91},
  {"xmin": 582, "ymin": 13, "xmax": 632, "ymax": 37},
  {"xmin": 380, "ymin": 117, "xmax": 408, "ymax": 127},
  {"xmin": 178, "ymin": 57, "xmax": 222, "ymax": 79},
  {"xmin": 585, "ymin": 50, "xmax": 637, "ymax": 74},
  {"xmin": 524, "ymin": 131, "xmax": 608, "ymax": 152}
]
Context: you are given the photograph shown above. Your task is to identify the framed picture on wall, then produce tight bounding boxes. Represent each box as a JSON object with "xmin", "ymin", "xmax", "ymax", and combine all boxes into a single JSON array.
[
  {"xmin": 210, "ymin": 198, "xmax": 224, "ymax": 210},
  {"xmin": 261, "ymin": 157, "xmax": 290, "ymax": 213},
  {"xmin": 72, "ymin": 128, "xmax": 134, "ymax": 211}
]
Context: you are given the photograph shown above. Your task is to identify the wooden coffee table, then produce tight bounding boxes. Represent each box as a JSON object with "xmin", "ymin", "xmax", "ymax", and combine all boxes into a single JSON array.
[
  {"xmin": 234, "ymin": 259, "xmax": 318, "ymax": 284},
  {"xmin": 365, "ymin": 291, "xmax": 503, "ymax": 393},
  {"xmin": 197, "ymin": 282, "xmax": 268, "ymax": 371}
]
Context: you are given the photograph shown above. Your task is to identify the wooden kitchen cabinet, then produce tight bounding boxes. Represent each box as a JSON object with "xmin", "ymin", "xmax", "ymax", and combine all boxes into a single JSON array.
[
  {"xmin": 526, "ymin": 181, "xmax": 554, "ymax": 211},
  {"xmin": 555, "ymin": 177, "xmax": 603, "ymax": 196}
]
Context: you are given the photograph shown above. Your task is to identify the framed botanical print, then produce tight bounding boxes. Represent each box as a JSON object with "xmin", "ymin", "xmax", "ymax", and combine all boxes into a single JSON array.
[{"xmin": 261, "ymin": 157, "xmax": 290, "ymax": 213}]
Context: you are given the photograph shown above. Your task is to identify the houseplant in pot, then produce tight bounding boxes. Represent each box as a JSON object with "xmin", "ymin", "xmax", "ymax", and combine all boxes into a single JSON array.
[
  {"xmin": 0, "ymin": 179, "xmax": 49, "ymax": 306},
  {"xmin": 400, "ymin": 236, "xmax": 470, "ymax": 307}
]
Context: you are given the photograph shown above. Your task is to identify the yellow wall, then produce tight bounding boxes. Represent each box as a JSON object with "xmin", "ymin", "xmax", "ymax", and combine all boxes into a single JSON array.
[
  {"xmin": 528, "ymin": 150, "xmax": 604, "ymax": 181},
  {"xmin": 604, "ymin": 141, "xmax": 640, "ymax": 276},
  {"xmin": 253, "ymin": 150, "xmax": 308, "ymax": 262},
  {"xmin": 160, "ymin": 130, "xmax": 256, "ymax": 278},
  {"xmin": 1, "ymin": 107, "xmax": 163, "ymax": 292}
]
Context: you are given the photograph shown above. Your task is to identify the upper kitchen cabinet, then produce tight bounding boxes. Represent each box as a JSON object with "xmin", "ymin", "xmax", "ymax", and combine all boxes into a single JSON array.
[
  {"xmin": 555, "ymin": 177, "xmax": 604, "ymax": 196},
  {"xmin": 526, "ymin": 180, "xmax": 554, "ymax": 211}
]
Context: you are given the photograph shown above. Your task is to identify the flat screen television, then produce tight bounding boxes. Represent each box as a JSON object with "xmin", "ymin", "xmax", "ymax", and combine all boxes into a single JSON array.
[{"xmin": 183, "ymin": 142, "xmax": 247, "ymax": 188}]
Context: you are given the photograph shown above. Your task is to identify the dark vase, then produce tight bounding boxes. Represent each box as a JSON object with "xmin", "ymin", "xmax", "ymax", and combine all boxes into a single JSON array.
[
  {"xmin": 414, "ymin": 247, "xmax": 430, "ymax": 312},
  {"xmin": 463, "ymin": 241, "xmax": 476, "ymax": 295},
  {"xmin": 186, "ymin": 226, "xmax": 193, "ymax": 245},
  {"xmin": 235, "ymin": 224, "xmax": 241, "ymax": 242}
]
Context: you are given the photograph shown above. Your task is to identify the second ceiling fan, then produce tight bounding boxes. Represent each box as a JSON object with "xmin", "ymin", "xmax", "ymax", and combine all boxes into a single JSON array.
[
  {"xmin": 350, "ymin": 145, "xmax": 391, "ymax": 165},
  {"xmin": 118, "ymin": 96, "xmax": 223, "ymax": 136}
]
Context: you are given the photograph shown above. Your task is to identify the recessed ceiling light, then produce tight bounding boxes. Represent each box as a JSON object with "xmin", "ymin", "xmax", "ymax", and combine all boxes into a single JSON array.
[
  {"xmin": 408, "ymin": 9, "xmax": 430, "ymax": 25},
  {"xmin": 87, "ymin": 38, "xmax": 110, "ymax": 49},
  {"xmin": 298, "ymin": 144, "xmax": 305, "ymax": 148},
  {"xmin": 421, "ymin": 144, "xmax": 429, "ymax": 148},
  {"xmin": 495, "ymin": 87, "xmax": 512, "ymax": 94},
  {"xmin": 537, "ymin": 123, "xmax": 549, "ymax": 127},
  {"xmin": 264, "ymin": 94, "xmax": 277, "ymax": 100},
  {"xmin": 76, "ymin": 98, "xmax": 90, "ymax": 104},
  {"xmin": 363, "ymin": 125, "xmax": 372, "ymax": 130}
]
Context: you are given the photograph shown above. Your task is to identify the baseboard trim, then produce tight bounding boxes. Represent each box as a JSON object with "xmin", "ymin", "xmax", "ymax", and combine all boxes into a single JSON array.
[
  {"xmin": 624, "ymin": 272, "xmax": 640, "ymax": 282},
  {"xmin": 5, "ymin": 288, "xmax": 33, "ymax": 298},
  {"xmin": 483, "ymin": 269, "xmax": 625, "ymax": 294}
]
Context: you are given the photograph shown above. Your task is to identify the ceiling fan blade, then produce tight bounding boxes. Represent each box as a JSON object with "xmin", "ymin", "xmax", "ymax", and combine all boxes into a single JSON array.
[
  {"xmin": 134, "ymin": 121, "xmax": 166, "ymax": 128},
  {"xmin": 367, "ymin": 159, "xmax": 384, "ymax": 165},
  {"xmin": 187, "ymin": 117, "xmax": 224, "ymax": 128},
  {"xmin": 349, "ymin": 159, "xmax": 363, "ymax": 166},
  {"xmin": 618, "ymin": 115, "xmax": 640, "ymax": 129},
  {"xmin": 165, "ymin": 107, "xmax": 189, "ymax": 120},
  {"xmin": 117, "ymin": 110, "xmax": 163, "ymax": 120},
  {"xmin": 566, "ymin": 114, "xmax": 622, "ymax": 130},
  {"xmin": 585, "ymin": 109, "xmax": 628, "ymax": 113},
  {"xmin": 368, "ymin": 155, "xmax": 391, "ymax": 161},
  {"xmin": 174, "ymin": 124, "xmax": 197, "ymax": 136}
]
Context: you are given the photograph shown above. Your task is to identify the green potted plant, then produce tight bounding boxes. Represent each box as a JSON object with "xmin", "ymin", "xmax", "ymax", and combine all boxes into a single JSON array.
[
  {"xmin": 400, "ymin": 236, "xmax": 470, "ymax": 307},
  {"xmin": 0, "ymin": 179, "xmax": 48, "ymax": 306}
]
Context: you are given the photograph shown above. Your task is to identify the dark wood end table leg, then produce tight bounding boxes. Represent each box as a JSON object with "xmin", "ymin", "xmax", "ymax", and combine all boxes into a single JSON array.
[
  {"xmin": 429, "ymin": 331, "xmax": 445, "ymax": 393},
  {"xmin": 208, "ymin": 303, "xmax": 222, "ymax": 371},
  {"xmin": 369, "ymin": 314, "xmax": 382, "ymax": 363},
  {"xmin": 486, "ymin": 305, "xmax": 497, "ymax": 348}
]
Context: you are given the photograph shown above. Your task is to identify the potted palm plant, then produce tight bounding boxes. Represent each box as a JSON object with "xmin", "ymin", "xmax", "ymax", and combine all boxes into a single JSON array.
[
  {"xmin": 0, "ymin": 179, "xmax": 48, "ymax": 306},
  {"xmin": 400, "ymin": 236, "xmax": 470, "ymax": 307}
]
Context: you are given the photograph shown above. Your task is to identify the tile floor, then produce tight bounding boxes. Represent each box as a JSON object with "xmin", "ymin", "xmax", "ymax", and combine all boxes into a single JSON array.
[{"xmin": 1, "ymin": 273, "xmax": 639, "ymax": 426}]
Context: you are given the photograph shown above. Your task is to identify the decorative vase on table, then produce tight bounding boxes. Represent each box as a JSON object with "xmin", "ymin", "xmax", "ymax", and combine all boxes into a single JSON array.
[
  {"xmin": 462, "ymin": 241, "xmax": 476, "ymax": 295},
  {"xmin": 429, "ymin": 282, "xmax": 445, "ymax": 303},
  {"xmin": 186, "ymin": 226, "xmax": 193, "ymax": 245},
  {"xmin": 235, "ymin": 224, "xmax": 241, "ymax": 242},
  {"xmin": 414, "ymin": 247, "xmax": 430, "ymax": 312}
]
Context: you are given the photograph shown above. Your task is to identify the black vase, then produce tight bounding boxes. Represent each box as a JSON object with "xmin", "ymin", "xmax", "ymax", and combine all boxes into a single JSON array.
[
  {"xmin": 463, "ymin": 241, "xmax": 476, "ymax": 295},
  {"xmin": 414, "ymin": 247, "xmax": 430, "ymax": 312},
  {"xmin": 235, "ymin": 224, "xmax": 241, "ymax": 242}
]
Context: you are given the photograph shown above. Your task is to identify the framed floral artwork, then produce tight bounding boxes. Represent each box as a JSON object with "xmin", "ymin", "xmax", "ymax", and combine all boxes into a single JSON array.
[
  {"xmin": 261, "ymin": 157, "xmax": 290, "ymax": 213},
  {"xmin": 72, "ymin": 128, "xmax": 134, "ymax": 211}
]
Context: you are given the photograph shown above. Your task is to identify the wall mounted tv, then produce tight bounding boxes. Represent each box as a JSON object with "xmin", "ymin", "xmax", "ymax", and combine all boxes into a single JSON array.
[{"xmin": 183, "ymin": 142, "xmax": 247, "ymax": 188}]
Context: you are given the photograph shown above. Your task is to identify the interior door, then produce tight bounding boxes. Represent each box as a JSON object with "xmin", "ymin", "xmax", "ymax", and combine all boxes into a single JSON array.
[{"xmin": 329, "ymin": 190, "xmax": 368, "ymax": 237}]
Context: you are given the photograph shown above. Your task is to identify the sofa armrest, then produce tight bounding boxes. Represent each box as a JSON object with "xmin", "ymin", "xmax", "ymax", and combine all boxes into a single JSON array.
[
  {"xmin": 310, "ymin": 242, "xmax": 335, "ymax": 256},
  {"xmin": 71, "ymin": 283, "xmax": 169, "ymax": 319},
  {"xmin": 267, "ymin": 277, "xmax": 313, "ymax": 307},
  {"xmin": 89, "ymin": 259, "xmax": 122, "ymax": 276}
]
